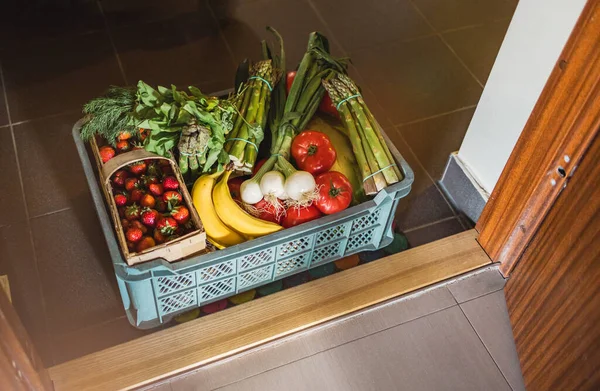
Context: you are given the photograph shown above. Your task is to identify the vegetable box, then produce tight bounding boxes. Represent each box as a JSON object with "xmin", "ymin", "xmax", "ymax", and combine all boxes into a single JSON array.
[{"xmin": 75, "ymin": 117, "xmax": 413, "ymax": 329}]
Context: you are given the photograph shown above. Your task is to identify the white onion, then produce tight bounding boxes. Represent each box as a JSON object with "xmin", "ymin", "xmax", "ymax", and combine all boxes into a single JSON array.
[
  {"xmin": 240, "ymin": 179, "xmax": 263, "ymax": 204},
  {"xmin": 260, "ymin": 171, "xmax": 286, "ymax": 199},
  {"xmin": 284, "ymin": 171, "xmax": 316, "ymax": 201}
]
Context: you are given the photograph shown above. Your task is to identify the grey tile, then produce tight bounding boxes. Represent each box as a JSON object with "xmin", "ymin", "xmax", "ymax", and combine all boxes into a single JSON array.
[
  {"xmin": 218, "ymin": 307, "xmax": 510, "ymax": 391},
  {"xmin": 404, "ymin": 217, "xmax": 465, "ymax": 247},
  {"xmin": 112, "ymin": 15, "xmax": 235, "ymax": 89},
  {"xmin": 397, "ymin": 108, "xmax": 476, "ymax": 180},
  {"xmin": 311, "ymin": 0, "xmax": 432, "ymax": 52},
  {"xmin": 447, "ymin": 266, "xmax": 505, "ymax": 303},
  {"xmin": 396, "ymin": 185, "xmax": 456, "ymax": 231},
  {"xmin": 350, "ymin": 35, "xmax": 482, "ymax": 125},
  {"xmin": 0, "ymin": 222, "xmax": 53, "ymax": 366},
  {"xmin": 14, "ymin": 113, "xmax": 90, "ymax": 217},
  {"xmin": 0, "ymin": 127, "xmax": 27, "ymax": 225},
  {"xmin": 443, "ymin": 19, "xmax": 511, "ymax": 84},
  {"xmin": 171, "ymin": 286, "xmax": 456, "ymax": 390},
  {"xmin": 31, "ymin": 200, "xmax": 123, "ymax": 336},
  {"xmin": 461, "ymin": 291, "xmax": 525, "ymax": 391},
  {"xmin": 0, "ymin": 31, "xmax": 123, "ymax": 122},
  {"xmin": 440, "ymin": 153, "xmax": 487, "ymax": 223},
  {"xmin": 412, "ymin": 0, "xmax": 516, "ymax": 32}
]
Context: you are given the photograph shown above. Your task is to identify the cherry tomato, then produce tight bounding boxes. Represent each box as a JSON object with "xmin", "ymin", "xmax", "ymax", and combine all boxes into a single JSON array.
[
  {"xmin": 314, "ymin": 171, "xmax": 353, "ymax": 215},
  {"xmin": 254, "ymin": 198, "xmax": 284, "ymax": 224},
  {"xmin": 286, "ymin": 71, "xmax": 296, "ymax": 95},
  {"xmin": 281, "ymin": 204, "xmax": 322, "ymax": 228},
  {"xmin": 291, "ymin": 131, "xmax": 337, "ymax": 175},
  {"xmin": 228, "ymin": 176, "xmax": 247, "ymax": 201},
  {"xmin": 252, "ymin": 158, "xmax": 268, "ymax": 176}
]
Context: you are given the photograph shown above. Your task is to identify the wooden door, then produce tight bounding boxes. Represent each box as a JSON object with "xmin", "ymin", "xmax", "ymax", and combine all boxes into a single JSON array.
[{"xmin": 504, "ymin": 133, "xmax": 600, "ymax": 390}]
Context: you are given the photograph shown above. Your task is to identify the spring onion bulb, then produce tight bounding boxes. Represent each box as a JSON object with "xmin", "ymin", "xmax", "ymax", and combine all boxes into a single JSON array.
[
  {"xmin": 260, "ymin": 171, "xmax": 287, "ymax": 200},
  {"xmin": 284, "ymin": 171, "xmax": 316, "ymax": 202},
  {"xmin": 240, "ymin": 180, "xmax": 263, "ymax": 204}
]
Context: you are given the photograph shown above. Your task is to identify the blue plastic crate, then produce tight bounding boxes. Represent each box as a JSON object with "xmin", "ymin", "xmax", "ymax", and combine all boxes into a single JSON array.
[{"xmin": 73, "ymin": 118, "xmax": 414, "ymax": 329}]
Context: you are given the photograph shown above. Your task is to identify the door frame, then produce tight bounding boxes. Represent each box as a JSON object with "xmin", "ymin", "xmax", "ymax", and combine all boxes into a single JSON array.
[{"xmin": 476, "ymin": 0, "xmax": 600, "ymax": 277}]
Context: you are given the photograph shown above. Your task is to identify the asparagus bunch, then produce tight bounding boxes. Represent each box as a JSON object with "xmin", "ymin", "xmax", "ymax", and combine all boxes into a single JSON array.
[
  {"xmin": 177, "ymin": 123, "xmax": 211, "ymax": 181},
  {"xmin": 323, "ymin": 73, "xmax": 403, "ymax": 195},
  {"xmin": 226, "ymin": 60, "xmax": 280, "ymax": 173}
]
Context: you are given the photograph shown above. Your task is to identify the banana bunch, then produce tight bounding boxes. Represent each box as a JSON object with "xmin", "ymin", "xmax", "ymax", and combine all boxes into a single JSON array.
[{"xmin": 192, "ymin": 170, "xmax": 283, "ymax": 249}]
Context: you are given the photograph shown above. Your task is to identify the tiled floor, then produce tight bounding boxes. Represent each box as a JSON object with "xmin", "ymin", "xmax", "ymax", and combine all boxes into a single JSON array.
[
  {"xmin": 0, "ymin": 0, "xmax": 515, "ymax": 366},
  {"xmin": 147, "ymin": 267, "xmax": 525, "ymax": 391}
]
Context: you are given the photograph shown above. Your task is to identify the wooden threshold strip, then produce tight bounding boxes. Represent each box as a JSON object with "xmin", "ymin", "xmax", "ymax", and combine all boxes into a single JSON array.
[{"xmin": 49, "ymin": 229, "xmax": 489, "ymax": 391}]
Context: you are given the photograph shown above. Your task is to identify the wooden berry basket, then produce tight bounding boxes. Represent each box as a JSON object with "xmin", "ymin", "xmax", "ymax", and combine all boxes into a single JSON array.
[{"xmin": 89, "ymin": 137, "xmax": 207, "ymax": 266}]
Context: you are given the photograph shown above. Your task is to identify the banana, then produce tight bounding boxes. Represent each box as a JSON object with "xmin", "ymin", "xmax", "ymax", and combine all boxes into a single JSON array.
[
  {"xmin": 192, "ymin": 172, "xmax": 246, "ymax": 248},
  {"xmin": 213, "ymin": 170, "xmax": 283, "ymax": 237}
]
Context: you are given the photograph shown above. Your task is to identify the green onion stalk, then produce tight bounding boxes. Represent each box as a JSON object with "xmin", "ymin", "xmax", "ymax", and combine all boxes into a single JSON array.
[{"xmin": 322, "ymin": 73, "xmax": 402, "ymax": 195}]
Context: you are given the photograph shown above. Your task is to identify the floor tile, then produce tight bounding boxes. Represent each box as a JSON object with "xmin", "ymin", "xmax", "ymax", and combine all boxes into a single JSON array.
[
  {"xmin": 397, "ymin": 108, "xmax": 476, "ymax": 180},
  {"xmin": 443, "ymin": 19, "xmax": 511, "ymax": 84},
  {"xmin": 51, "ymin": 316, "xmax": 154, "ymax": 365},
  {"xmin": 211, "ymin": 0, "xmax": 343, "ymax": 68},
  {"xmin": 0, "ymin": 222, "xmax": 53, "ymax": 366},
  {"xmin": 171, "ymin": 286, "xmax": 455, "ymax": 390},
  {"xmin": 351, "ymin": 36, "xmax": 482, "ymax": 125},
  {"xmin": 412, "ymin": 0, "xmax": 516, "ymax": 32},
  {"xmin": 0, "ymin": 32, "xmax": 123, "ymax": 122},
  {"xmin": 0, "ymin": 73, "xmax": 8, "ymax": 126},
  {"xmin": 31, "ymin": 200, "xmax": 124, "ymax": 336},
  {"xmin": 461, "ymin": 291, "xmax": 526, "ymax": 391},
  {"xmin": 404, "ymin": 217, "xmax": 465, "ymax": 247},
  {"xmin": 102, "ymin": 0, "xmax": 204, "ymax": 29},
  {"xmin": 0, "ymin": 127, "xmax": 27, "ymax": 226},
  {"xmin": 216, "ymin": 307, "xmax": 510, "ymax": 391},
  {"xmin": 448, "ymin": 266, "xmax": 505, "ymax": 303},
  {"xmin": 13, "ymin": 113, "xmax": 90, "ymax": 218},
  {"xmin": 112, "ymin": 13, "xmax": 235, "ymax": 89},
  {"xmin": 310, "ymin": 0, "xmax": 432, "ymax": 52}
]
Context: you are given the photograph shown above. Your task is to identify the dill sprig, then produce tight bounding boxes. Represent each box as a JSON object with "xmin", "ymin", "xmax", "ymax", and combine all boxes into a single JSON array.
[{"xmin": 81, "ymin": 86, "xmax": 137, "ymax": 144}]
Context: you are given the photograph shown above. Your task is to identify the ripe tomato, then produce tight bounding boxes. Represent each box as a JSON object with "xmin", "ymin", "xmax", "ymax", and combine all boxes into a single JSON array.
[
  {"xmin": 286, "ymin": 71, "xmax": 338, "ymax": 118},
  {"xmin": 252, "ymin": 158, "xmax": 268, "ymax": 176},
  {"xmin": 285, "ymin": 71, "xmax": 296, "ymax": 95},
  {"xmin": 228, "ymin": 176, "xmax": 247, "ymax": 201},
  {"xmin": 254, "ymin": 198, "xmax": 284, "ymax": 224},
  {"xmin": 281, "ymin": 204, "xmax": 322, "ymax": 228},
  {"xmin": 314, "ymin": 171, "xmax": 353, "ymax": 215},
  {"xmin": 291, "ymin": 131, "xmax": 336, "ymax": 175}
]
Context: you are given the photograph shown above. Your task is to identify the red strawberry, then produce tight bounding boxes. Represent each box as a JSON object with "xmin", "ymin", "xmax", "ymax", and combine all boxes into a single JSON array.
[
  {"xmin": 141, "ymin": 209, "xmax": 159, "ymax": 227},
  {"xmin": 148, "ymin": 183, "xmax": 164, "ymax": 196},
  {"xmin": 129, "ymin": 161, "xmax": 147, "ymax": 176},
  {"xmin": 163, "ymin": 191, "xmax": 183, "ymax": 206},
  {"xmin": 146, "ymin": 162, "xmax": 160, "ymax": 177},
  {"xmin": 139, "ymin": 128, "xmax": 150, "ymax": 141},
  {"xmin": 99, "ymin": 146, "xmax": 115, "ymax": 163},
  {"xmin": 171, "ymin": 206, "xmax": 190, "ymax": 224},
  {"xmin": 155, "ymin": 199, "xmax": 167, "ymax": 213},
  {"xmin": 156, "ymin": 216, "xmax": 178, "ymax": 235},
  {"xmin": 130, "ymin": 189, "xmax": 144, "ymax": 203},
  {"xmin": 161, "ymin": 165, "xmax": 173, "ymax": 176},
  {"xmin": 126, "ymin": 227, "xmax": 143, "ymax": 243},
  {"xmin": 142, "ymin": 175, "xmax": 159, "ymax": 186},
  {"xmin": 153, "ymin": 229, "xmax": 166, "ymax": 244},
  {"xmin": 121, "ymin": 219, "xmax": 130, "ymax": 229},
  {"xmin": 158, "ymin": 159, "xmax": 170, "ymax": 167},
  {"xmin": 162, "ymin": 176, "xmax": 179, "ymax": 190},
  {"xmin": 118, "ymin": 131, "xmax": 132, "ymax": 141},
  {"xmin": 111, "ymin": 170, "xmax": 129, "ymax": 188},
  {"xmin": 116, "ymin": 140, "xmax": 130, "ymax": 153},
  {"xmin": 125, "ymin": 178, "xmax": 140, "ymax": 192},
  {"xmin": 118, "ymin": 207, "xmax": 126, "ymax": 218},
  {"xmin": 130, "ymin": 220, "xmax": 148, "ymax": 234},
  {"xmin": 140, "ymin": 193, "xmax": 155, "ymax": 208},
  {"xmin": 165, "ymin": 234, "xmax": 180, "ymax": 243},
  {"xmin": 125, "ymin": 204, "xmax": 141, "ymax": 221},
  {"xmin": 127, "ymin": 241, "xmax": 136, "ymax": 252},
  {"xmin": 136, "ymin": 236, "xmax": 156, "ymax": 252},
  {"xmin": 114, "ymin": 193, "xmax": 128, "ymax": 206}
]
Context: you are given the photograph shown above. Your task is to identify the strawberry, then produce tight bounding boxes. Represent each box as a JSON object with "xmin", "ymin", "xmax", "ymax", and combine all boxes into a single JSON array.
[
  {"xmin": 114, "ymin": 193, "xmax": 128, "ymax": 207},
  {"xmin": 155, "ymin": 199, "xmax": 167, "ymax": 213},
  {"xmin": 121, "ymin": 219, "xmax": 130, "ymax": 229},
  {"xmin": 158, "ymin": 159, "xmax": 170, "ymax": 167},
  {"xmin": 99, "ymin": 146, "xmax": 115, "ymax": 163},
  {"xmin": 148, "ymin": 183, "xmax": 164, "ymax": 196},
  {"xmin": 162, "ymin": 176, "xmax": 179, "ymax": 190},
  {"xmin": 140, "ymin": 193, "xmax": 156, "ymax": 208},
  {"xmin": 130, "ymin": 189, "xmax": 144, "ymax": 203},
  {"xmin": 118, "ymin": 131, "xmax": 132, "ymax": 141},
  {"xmin": 111, "ymin": 170, "xmax": 129, "ymax": 188},
  {"xmin": 139, "ymin": 128, "xmax": 150, "ymax": 141},
  {"xmin": 118, "ymin": 207, "xmax": 126, "ymax": 218},
  {"xmin": 125, "ymin": 178, "xmax": 140, "ymax": 192},
  {"xmin": 130, "ymin": 220, "xmax": 148, "ymax": 234},
  {"xmin": 129, "ymin": 161, "xmax": 147, "ymax": 176},
  {"xmin": 116, "ymin": 140, "xmax": 130, "ymax": 153},
  {"xmin": 127, "ymin": 241, "xmax": 136, "ymax": 252},
  {"xmin": 141, "ymin": 209, "xmax": 159, "ymax": 227},
  {"xmin": 161, "ymin": 165, "xmax": 173, "ymax": 176},
  {"xmin": 136, "ymin": 236, "xmax": 156, "ymax": 252},
  {"xmin": 163, "ymin": 191, "xmax": 183, "ymax": 206},
  {"xmin": 125, "ymin": 204, "xmax": 141, "ymax": 221},
  {"xmin": 125, "ymin": 227, "xmax": 143, "ymax": 243},
  {"xmin": 142, "ymin": 175, "xmax": 159, "ymax": 186},
  {"xmin": 171, "ymin": 206, "xmax": 190, "ymax": 224},
  {"xmin": 165, "ymin": 234, "xmax": 180, "ymax": 243},
  {"xmin": 156, "ymin": 216, "xmax": 178, "ymax": 235},
  {"xmin": 146, "ymin": 162, "xmax": 160, "ymax": 177},
  {"xmin": 153, "ymin": 229, "xmax": 166, "ymax": 244}
]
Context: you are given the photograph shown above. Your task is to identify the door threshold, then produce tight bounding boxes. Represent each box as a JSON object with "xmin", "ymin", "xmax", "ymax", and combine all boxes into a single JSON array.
[{"xmin": 49, "ymin": 229, "xmax": 490, "ymax": 391}]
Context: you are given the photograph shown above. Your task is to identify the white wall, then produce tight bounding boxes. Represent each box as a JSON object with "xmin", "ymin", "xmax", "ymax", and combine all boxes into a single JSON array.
[{"xmin": 457, "ymin": 0, "xmax": 587, "ymax": 195}]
